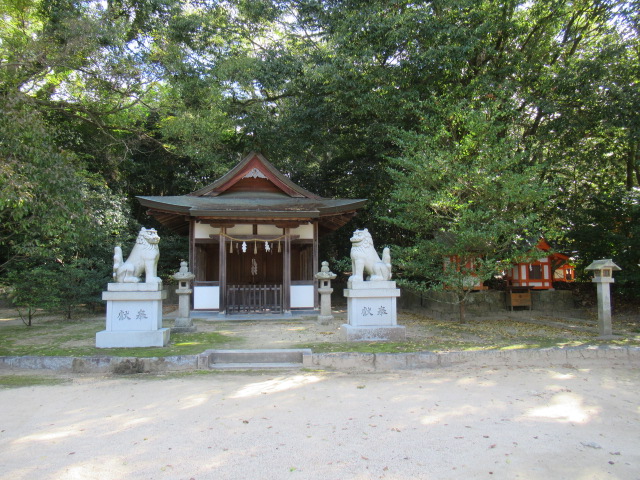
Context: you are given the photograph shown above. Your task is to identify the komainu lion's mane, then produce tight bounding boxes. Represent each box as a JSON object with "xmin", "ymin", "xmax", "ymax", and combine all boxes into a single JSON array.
[
  {"xmin": 349, "ymin": 228, "xmax": 392, "ymax": 282},
  {"xmin": 113, "ymin": 227, "xmax": 161, "ymax": 283}
]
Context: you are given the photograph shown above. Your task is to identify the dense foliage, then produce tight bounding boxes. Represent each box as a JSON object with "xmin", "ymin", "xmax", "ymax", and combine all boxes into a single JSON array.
[{"xmin": 1, "ymin": 0, "xmax": 639, "ymax": 316}]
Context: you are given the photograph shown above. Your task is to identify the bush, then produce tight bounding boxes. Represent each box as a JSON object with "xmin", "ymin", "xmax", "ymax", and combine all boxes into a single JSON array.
[{"xmin": 7, "ymin": 256, "xmax": 111, "ymax": 323}]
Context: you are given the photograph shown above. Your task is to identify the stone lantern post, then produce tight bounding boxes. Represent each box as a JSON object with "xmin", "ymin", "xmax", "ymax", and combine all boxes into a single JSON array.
[
  {"xmin": 585, "ymin": 259, "xmax": 621, "ymax": 337},
  {"xmin": 171, "ymin": 261, "xmax": 196, "ymax": 333},
  {"xmin": 315, "ymin": 261, "xmax": 337, "ymax": 325}
]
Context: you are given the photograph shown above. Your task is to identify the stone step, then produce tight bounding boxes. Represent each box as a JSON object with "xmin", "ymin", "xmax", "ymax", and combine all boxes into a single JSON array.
[
  {"xmin": 210, "ymin": 362, "xmax": 305, "ymax": 370},
  {"xmin": 201, "ymin": 349, "xmax": 311, "ymax": 369}
]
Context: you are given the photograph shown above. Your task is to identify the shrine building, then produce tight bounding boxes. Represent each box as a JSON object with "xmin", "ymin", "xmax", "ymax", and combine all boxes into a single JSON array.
[
  {"xmin": 137, "ymin": 152, "xmax": 366, "ymax": 315},
  {"xmin": 505, "ymin": 238, "xmax": 574, "ymax": 290}
]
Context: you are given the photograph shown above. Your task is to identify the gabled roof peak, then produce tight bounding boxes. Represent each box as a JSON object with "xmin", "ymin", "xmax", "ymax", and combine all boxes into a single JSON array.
[{"xmin": 189, "ymin": 152, "xmax": 321, "ymax": 199}]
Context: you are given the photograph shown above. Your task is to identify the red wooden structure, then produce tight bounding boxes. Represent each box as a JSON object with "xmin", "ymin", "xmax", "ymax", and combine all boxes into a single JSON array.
[{"xmin": 505, "ymin": 239, "xmax": 574, "ymax": 290}]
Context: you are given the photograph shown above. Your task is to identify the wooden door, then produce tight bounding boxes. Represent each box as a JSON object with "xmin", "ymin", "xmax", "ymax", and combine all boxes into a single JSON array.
[{"xmin": 226, "ymin": 248, "xmax": 283, "ymax": 285}]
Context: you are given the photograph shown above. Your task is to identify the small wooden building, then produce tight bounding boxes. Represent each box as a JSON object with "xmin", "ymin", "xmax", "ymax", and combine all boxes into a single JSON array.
[
  {"xmin": 137, "ymin": 152, "xmax": 366, "ymax": 314},
  {"xmin": 443, "ymin": 255, "xmax": 488, "ymax": 291},
  {"xmin": 505, "ymin": 239, "xmax": 574, "ymax": 290}
]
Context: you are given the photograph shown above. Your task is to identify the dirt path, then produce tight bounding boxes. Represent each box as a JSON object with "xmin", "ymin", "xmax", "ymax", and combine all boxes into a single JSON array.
[{"xmin": 1, "ymin": 365, "xmax": 638, "ymax": 480}]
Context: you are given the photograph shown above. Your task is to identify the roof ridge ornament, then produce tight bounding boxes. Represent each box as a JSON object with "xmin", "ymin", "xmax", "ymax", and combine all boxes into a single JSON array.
[{"xmin": 243, "ymin": 168, "xmax": 267, "ymax": 179}]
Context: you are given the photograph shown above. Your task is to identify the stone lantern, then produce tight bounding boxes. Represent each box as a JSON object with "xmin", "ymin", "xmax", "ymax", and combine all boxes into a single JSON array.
[
  {"xmin": 315, "ymin": 261, "xmax": 337, "ymax": 325},
  {"xmin": 171, "ymin": 261, "xmax": 196, "ymax": 333},
  {"xmin": 585, "ymin": 259, "xmax": 621, "ymax": 337}
]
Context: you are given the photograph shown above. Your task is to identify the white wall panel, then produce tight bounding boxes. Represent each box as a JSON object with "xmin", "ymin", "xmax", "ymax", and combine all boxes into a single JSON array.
[
  {"xmin": 290, "ymin": 285, "xmax": 314, "ymax": 308},
  {"xmin": 194, "ymin": 286, "xmax": 219, "ymax": 309}
]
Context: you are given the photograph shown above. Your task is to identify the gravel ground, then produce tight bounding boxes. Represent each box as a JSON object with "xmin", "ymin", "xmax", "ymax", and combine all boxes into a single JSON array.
[
  {"xmin": 2, "ymin": 305, "xmax": 637, "ymax": 354},
  {"xmin": 1, "ymin": 363, "xmax": 638, "ymax": 480}
]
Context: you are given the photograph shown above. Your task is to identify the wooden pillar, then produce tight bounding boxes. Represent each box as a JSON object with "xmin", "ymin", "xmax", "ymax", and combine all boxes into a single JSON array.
[
  {"xmin": 313, "ymin": 222, "xmax": 319, "ymax": 309},
  {"xmin": 189, "ymin": 220, "xmax": 195, "ymax": 279},
  {"xmin": 283, "ymin": 227, "xmax": 291, "ymax": 313},
  {"xmin": 189, "ymin": 219, "xmax": 195, "ymax": 310},
  {"xmin": 219, "ymin": 227, "xmax": 227, "ymax": 314}
]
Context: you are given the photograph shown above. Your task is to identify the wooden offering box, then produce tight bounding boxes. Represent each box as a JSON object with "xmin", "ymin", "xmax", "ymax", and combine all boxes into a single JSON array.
[{"xmin": 506, "ymin": 287, "xmax": 532, "ymax": 311}]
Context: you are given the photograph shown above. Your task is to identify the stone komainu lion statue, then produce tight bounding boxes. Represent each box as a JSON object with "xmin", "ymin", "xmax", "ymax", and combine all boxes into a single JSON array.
[
  {"xmin": 113, "ymin": 227, "xmax": 162, "ymax": 283},
  {"xmin": 348, "ymin": 228, "xmax": 392, "ymax": 282}
]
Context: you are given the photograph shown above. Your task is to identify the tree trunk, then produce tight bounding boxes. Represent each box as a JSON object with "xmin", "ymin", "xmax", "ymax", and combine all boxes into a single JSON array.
[
  {"xmin": 18, "ymin": 307, "xmax": 33, "ymax": 327},
  {"xmin": 458, "ymin": 298, "xmax": 466, "ymax": 324}
]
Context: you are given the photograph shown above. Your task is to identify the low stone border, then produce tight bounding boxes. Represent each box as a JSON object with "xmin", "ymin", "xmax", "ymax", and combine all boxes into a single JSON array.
[
  {"xmin": 0, "ymin": 355, "xmax": 198, "ymax": 374},
  {"xmin": 0, "ymin": 346, "xmax": 638, "ymax": 374},
  {"xmin": 304, "ymin": 345, "xmax": 640, "ymax": 372}
]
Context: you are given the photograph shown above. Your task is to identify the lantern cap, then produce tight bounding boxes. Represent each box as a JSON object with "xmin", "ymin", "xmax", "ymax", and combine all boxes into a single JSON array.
[
  {"xmin": 585, "ymin": 259, "xmax": 621, "ymax": 272},
  {"xmin": 315, "ymin": 260, "xmax": 337, "ymax": 280}
]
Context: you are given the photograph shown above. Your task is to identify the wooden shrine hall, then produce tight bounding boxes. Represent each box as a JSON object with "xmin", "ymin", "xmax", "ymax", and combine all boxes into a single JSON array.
[{"xmin": 138, "ymin": 152, "xmax": 366, "ymax": 315}]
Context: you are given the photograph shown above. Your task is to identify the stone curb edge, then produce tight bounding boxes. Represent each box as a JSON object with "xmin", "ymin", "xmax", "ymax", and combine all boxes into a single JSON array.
[{"xmin": 0, "ymin": 345, "xmax": 638, "ymax": 374}]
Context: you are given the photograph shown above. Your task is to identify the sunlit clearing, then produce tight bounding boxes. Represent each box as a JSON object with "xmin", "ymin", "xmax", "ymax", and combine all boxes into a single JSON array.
[
  {"xmin": 15, "ymin": 427, "xmax": 82, "ymax": 444},
  {"xmin": 420, "ymin": 405, "xmax": 483, "ymax": 425},
  {"xmin": 550, "ymin": 372, "xmax": 576, "ymax": 380},
  {"xmin": 122, "ymin": 417, "xmax": 153, "ymax": 428},
  {"xmin": 456, "ymin": 377, "xmax": 496, "ymax": 386},
  {"xmin": 456, "ymin": 377, "xmax": 477, "ymax": 386},
  {"xmin": 231, "ymin": 375, "xmax": 323, "ymax": 399},
  {"xmin": 526, "ymin": 393, "xmax": 599, "ymax": 423},
  {"xmin": 178, "ymin": 393, "xmax": 210, "ymax": 410},
  {"xmin": 420, "ymin": 415, "xmax": 441, "ymax": 425},
  {"xmin": 427, "ymin": 378, "xmax": 454, "ymax": 385},
  {"xmin": 61, "ymin": 458, "xmax": 127, "ymax": 479}
]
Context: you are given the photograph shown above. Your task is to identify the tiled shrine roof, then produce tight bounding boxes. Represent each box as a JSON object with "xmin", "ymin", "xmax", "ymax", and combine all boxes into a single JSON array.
[{"xmin": 138, "ymin": 152, "xmax": 366, "ymax": 234}]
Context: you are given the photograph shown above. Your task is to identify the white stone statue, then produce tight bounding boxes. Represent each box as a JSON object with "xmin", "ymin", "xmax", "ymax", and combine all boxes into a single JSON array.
[
  {"xmin": 113, "ymin": 227, "xmax": 162, "ymax": 283},
  {"xmin": 348, "ymin": 228, "xmax": 392, "ymax": 282}
]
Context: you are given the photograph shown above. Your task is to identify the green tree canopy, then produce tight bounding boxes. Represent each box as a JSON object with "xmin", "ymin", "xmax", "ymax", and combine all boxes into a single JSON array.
[{"xmin": 1, "ymin": 0, "xmax": 639, "ymax": 312}]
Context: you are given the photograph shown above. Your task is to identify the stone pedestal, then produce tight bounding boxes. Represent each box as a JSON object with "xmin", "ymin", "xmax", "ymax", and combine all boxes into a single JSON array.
[
  {"xmin": 316, "ymin": 261, "xmax": 337, "ymax": 325},
  {"xmin": 594, "ymin": 279, "xmax": 614, "ymax": 337},
  {"xmin": 172, "ymin": 286, "xmax": 196, "ymax": 333},
  {"xmin": 317, "ymin": 285, "xmax": 334, "ymax": 325},
  {"xmin": 341, "ymin": 280, "xmax": 405, "ymax": 341},
  {"xmin": 96, "ymin": 283, "xmax": 169, "ymax": 348},
  {"xmin": 585, "ymin": 259, "xmax": 621, "ymax": 339}
]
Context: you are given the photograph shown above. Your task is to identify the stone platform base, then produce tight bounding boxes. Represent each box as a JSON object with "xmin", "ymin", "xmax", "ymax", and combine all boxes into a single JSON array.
[
  {"xmin": 96, "ymin": 328, "xmax": 170, "ymax": 348},
  {"xmin": 344, "ymin": 280, "xmax": 401, "ymax": 327},
  {"xmin": 340, "ymin": 324, "xmax": 406, "ymax": 342},
  {"xmin": 171, "ymin": 318, "xmax": 197, "ymax": 333}
]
